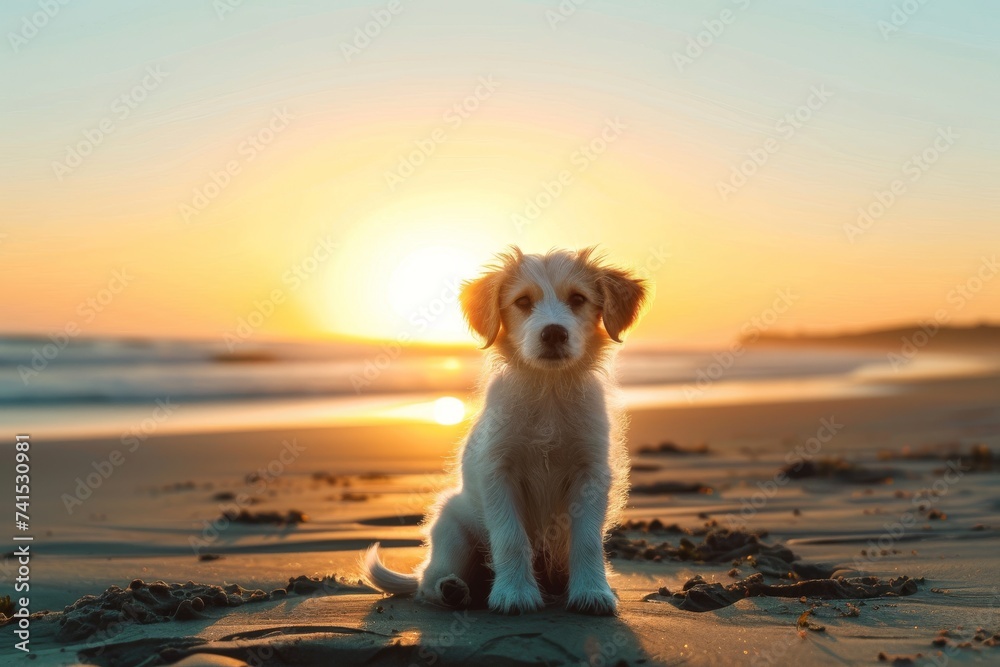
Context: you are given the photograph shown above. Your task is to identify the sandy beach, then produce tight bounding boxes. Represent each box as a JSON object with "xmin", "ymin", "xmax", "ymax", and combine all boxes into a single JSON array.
[
  {"xmin": 4, "ymin": 351, "xmax": 999, "ymax": 666},
  {"xmin": 5, "ymin": 1, "xmax": 999, "ymax": 663}
]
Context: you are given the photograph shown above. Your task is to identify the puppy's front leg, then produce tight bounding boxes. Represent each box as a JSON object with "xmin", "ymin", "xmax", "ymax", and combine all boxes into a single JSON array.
[
  {"xmin": 483, "ymin": 477, "xmax": 544, "ymax": 614},
  {"xmin": 566, "ymin": 471, "xmax": 617, "ymax": 615}
]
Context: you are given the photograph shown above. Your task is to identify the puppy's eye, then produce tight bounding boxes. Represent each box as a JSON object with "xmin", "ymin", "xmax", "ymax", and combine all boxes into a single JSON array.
[
  {"xmin": 568, "ymin": 293, "xmax": 587, "ymax": 307},
  {"xmin": 514, "ymin": 295, "xmax": 532, "ymax": 310}
]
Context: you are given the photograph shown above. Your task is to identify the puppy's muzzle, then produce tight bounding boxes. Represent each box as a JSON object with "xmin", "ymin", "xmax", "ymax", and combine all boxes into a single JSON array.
[{"xmin": 539, "ymin": 324, "xmax": 569, "ymax": 359}]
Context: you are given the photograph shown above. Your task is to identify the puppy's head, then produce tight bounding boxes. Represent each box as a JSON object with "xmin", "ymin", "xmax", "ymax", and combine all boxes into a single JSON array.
[{"xmin": 460, "ymin": 247, "xmax": 647, "ymax": 370}]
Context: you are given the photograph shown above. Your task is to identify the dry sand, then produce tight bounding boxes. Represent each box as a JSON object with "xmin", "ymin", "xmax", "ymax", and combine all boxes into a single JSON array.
[{"xmin": 3, "ymin": 371, "xmax": 1000, "ymax": 665}]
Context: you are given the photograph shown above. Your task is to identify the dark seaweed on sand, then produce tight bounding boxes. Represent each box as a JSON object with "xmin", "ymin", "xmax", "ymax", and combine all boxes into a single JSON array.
[
  {"xmin": 780, "ymin": 457, "xmax": 896, "ymax": 484},
  {"xmin": 637, "ymin": 441, "xmax": 711, "ymax": 456},
  {"xmin": 2, "ymin": 575, "xmax": 375, "ymax": 643},
  {"xmin": 930, "ymin": 626, "xmax": 1000, "ymax": 650},
  {"xmin": 648, "ymin": 572, "xmax": 919, "ymax": 612},
  {"xmin": 878, "ymin": 443, "xmax": 994, "ymax": 472},
  {"xmin": 220, "ymin": 508, "xmax": 308, "ymax": 525},
  {"xmin": 630, "ymin": 481, "xmax": 714, "ymax": 495},
  {"xmin": 625, "ymin": 527, "xmax": 922, "ymax": 613},
  {"xmin": 607, "ymin": 526, "xmax": 834, "ymax": 579}
]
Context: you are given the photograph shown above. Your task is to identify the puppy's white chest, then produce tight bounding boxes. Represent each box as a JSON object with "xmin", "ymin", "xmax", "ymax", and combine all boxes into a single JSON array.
[{"xmin": 530, "ymin": 413, "xmax": 588, "ymax": 473}]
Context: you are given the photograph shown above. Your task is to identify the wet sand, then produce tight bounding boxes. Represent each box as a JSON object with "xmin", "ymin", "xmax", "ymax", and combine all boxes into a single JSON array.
[{"xmin": 3, "ymin": 370, "xmax": 1000, "ymax": 665}]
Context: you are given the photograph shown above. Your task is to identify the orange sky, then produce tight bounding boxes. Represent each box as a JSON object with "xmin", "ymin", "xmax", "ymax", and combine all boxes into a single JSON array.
[{"xmin": 2, "ymin": 1, "xmax": 998, "ymax": 348}]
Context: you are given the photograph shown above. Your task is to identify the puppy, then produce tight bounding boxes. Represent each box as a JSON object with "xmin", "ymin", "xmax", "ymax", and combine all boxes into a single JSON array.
[{"xmin": 363, "ymin": 247, "xmax": 647, "ymax": 615}]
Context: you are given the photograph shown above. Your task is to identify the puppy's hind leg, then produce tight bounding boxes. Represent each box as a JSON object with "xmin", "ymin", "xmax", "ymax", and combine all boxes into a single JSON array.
[{"xmin": 417, "ymin": 491, "xmax": 480, "ymax": 608}]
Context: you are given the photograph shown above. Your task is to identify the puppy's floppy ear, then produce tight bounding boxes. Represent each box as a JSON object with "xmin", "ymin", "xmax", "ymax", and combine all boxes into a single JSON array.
[
  {"xmin": 599, "ymin": 267, "xmax": 647, "ymax": 343},
  {"xmin": 460, "ymin": 271, "xmax": 503, "ymax": 348}
]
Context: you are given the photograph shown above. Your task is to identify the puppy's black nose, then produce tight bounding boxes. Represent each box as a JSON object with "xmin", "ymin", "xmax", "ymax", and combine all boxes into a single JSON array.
[{"xmin": 540, "ymin": 324, "xmax": 569, "ymax": 346}]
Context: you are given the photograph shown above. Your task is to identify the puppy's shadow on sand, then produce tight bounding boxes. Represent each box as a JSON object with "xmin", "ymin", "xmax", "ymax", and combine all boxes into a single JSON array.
[{"xmin": 358, "ymin": 594, "xmax": 652, "ymax": 666}]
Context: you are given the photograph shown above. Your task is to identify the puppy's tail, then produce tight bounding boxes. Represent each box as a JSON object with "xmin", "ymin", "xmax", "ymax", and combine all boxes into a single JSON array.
[{"xmin": 362, "ymin": 543, "xmax": 419, "ymax": 595}]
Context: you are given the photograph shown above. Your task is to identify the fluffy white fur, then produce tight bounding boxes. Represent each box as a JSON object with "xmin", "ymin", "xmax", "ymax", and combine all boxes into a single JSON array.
[{"xmin": 363, "ymin": 247, "xmax": 647, "ymax": 615}]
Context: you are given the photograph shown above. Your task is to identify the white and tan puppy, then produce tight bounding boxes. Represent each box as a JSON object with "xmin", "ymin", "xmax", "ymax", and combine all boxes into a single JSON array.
[{"xmin": 363, "ymin": 247, "xmax": 647, "ymax": 615}]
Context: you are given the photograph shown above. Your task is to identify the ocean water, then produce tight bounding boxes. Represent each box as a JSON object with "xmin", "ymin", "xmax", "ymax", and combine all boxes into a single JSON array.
[{"xmin": 1, "ymin": 336, "xmax": 990, "ymax": 439}]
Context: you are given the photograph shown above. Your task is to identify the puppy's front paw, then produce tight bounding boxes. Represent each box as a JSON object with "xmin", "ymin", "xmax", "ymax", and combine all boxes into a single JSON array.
[
  {"xmin": 567, "ymin": 583, "xmax": 618, "ymax": 616},
  {"xmin": 436, "ymin": 575, "xmax": 471, "ymax": 608},
  {"xmin": 488, "ymin": 581, "xmax": 544, "ymax": 615}
]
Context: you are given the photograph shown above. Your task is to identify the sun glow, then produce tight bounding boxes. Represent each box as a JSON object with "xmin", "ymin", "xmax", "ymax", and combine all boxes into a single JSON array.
[
  {"xmin": 387, "ymin": 245, "xmax": 469, "ymax": 330},
  {"xmin": 318, "ymin": 204, "xmax": 508, "ymax": 344},
  {"xmin": 433, "ymin": 396, "xmax": 466, "ymax": 425}
]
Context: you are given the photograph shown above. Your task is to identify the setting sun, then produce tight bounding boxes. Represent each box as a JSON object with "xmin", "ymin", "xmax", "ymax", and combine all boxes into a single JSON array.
[
  {"xmin": 317, "ymin": 204, "xmax": 508, "ymax": 344},
  {"xmin": 387, "ymin": 245, "xmax": 469, "ymax": 334},
  {"xmin": 433, "ymin": 396, "xmax": 466, "ymax": 425}
]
